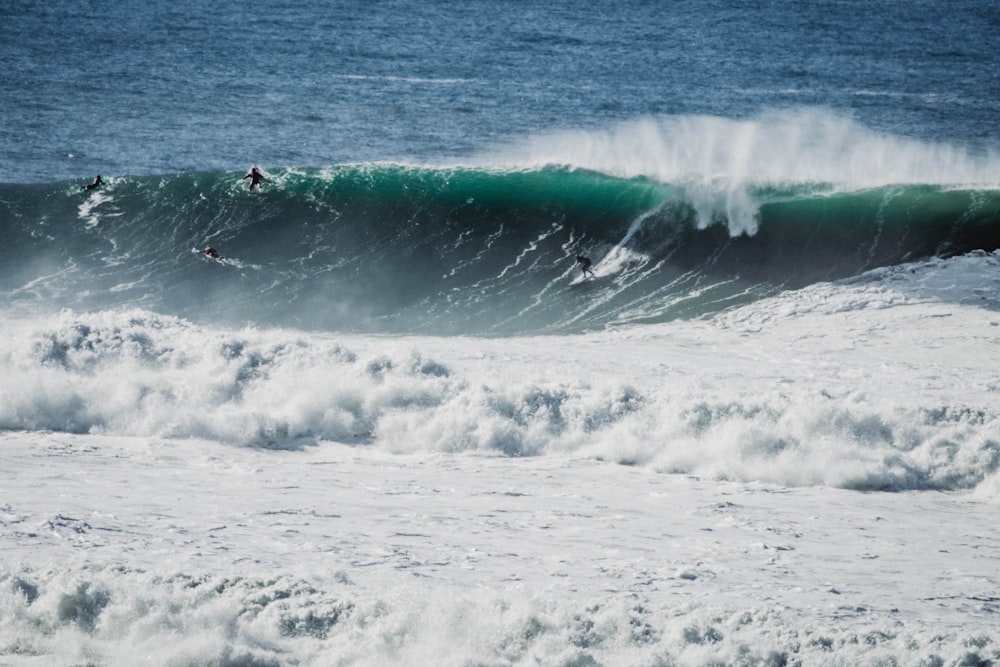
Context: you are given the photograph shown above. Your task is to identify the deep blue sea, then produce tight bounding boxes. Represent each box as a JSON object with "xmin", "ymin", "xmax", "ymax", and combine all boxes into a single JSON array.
[{"xmin": 3, "ymin": 2, "xmax": 1000, "ymax": 665}]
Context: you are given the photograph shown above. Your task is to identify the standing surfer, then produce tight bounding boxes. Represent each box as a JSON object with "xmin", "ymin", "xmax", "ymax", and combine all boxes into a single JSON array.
[
  {"xmin": 81, "ymin": 175, "xmax": 103, "ymax": 191},
  {"xmin": 576, "ymin": 254, "xmax": 594, "ymax": 278},
  {"xmin": 242, "ymin": 165, "xmax": 267, "ymax": 191}
]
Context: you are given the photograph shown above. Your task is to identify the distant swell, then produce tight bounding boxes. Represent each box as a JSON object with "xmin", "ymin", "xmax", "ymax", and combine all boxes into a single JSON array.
[{"xmin": 1, "ymin": 165, "xmax": 999, "ymax": 334}]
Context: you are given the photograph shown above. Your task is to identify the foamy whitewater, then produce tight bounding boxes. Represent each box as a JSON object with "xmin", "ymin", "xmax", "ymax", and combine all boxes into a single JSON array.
[
  {"xmin": 3, "ymin": 1, "xmax": 1000, "ymax": 665},
  {"xmin": 3, "ymin": 251, "xmax": 1000, "ymax": 666}
]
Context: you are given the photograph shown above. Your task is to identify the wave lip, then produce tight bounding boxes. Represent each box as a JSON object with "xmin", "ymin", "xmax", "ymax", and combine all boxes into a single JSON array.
[{"xmin": 489, "ymin": 109, "xmax": 1000, "ymax": 235}]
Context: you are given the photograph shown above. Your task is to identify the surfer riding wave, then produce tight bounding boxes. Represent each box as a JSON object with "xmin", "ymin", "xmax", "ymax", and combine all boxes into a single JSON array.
[{"xmin": 242, "ymin": 165, "xmax": 267, "ymax": 192}]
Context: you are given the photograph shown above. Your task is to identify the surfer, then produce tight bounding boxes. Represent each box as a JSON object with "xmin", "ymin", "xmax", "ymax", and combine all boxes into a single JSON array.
[
  {"xmin": 242, "ymin": 165, "xmax": 267, "ymax": 192},
  {"xmin": 203, "ymin": 246, "xmax": 221, "ymax": 259},
  {"xmin": 576, "ymin": 254, "xmax": 594, "ymax": 278},
  {"xmin": 81, "ymin": 175, "xmax": 103, "ymax": 191}
]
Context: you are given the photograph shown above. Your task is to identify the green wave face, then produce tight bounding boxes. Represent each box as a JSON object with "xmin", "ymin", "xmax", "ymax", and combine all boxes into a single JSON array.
[{"xmin": 1, "ymin": 166, "xmax": 998, "ymax": 334}]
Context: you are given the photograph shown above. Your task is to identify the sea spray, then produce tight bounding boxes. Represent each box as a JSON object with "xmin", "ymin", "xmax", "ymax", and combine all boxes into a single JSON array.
[{"xmin": 490, "ymin": 110, "xmax": 1000, "ymax": 233}]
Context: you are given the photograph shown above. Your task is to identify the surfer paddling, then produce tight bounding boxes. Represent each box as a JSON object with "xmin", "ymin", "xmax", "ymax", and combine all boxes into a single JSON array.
[
  {"xmin": 576, "ymin": 254, "xmax": 594, "ymax": 278},
  {"xmin": 242, "ymin": 165, "xmax": 267, "ymax": 192},
  {"xmin": 203, "ymin": 246, "xmax": 221, "ymax": 259}
]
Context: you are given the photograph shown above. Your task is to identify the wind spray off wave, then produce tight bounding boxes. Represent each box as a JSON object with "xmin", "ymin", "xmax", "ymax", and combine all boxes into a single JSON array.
[{"xmin": 4, "ymin": 277, "xmax": 1000, "ymax": 494}]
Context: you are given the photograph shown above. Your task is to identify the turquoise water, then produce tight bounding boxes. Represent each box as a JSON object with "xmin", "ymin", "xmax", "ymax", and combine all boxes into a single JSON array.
[{"xmin": 2, "ymin": 168, "xmax": 999, "ymax": 333}]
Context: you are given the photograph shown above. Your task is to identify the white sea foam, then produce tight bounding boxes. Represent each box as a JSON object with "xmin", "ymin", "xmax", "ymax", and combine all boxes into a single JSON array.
[
  {"xmin": 2, "ymin": 252, "xmax": 999, "ymax": 665},
  {"xmin": 1, "ymin": 434, "xmax": 998, "ymax": 666},
  {"xmin": 2, "ymin": 253, "xmax": 999, "ymax": 491}
]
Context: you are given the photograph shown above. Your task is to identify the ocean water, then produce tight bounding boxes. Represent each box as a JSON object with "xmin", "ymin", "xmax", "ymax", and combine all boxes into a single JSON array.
[{"xmin": 2, "ymin": 1, "xmax": 1000, "ymax": 665}]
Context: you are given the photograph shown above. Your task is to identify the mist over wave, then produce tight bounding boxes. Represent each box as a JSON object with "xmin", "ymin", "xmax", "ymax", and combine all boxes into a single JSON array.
[
  {"xmin": 490, "ymin": 109, "xmax": 1000, "ymax": 235},
  {"xmin": 494, "ymin": 110, "xmax": 1000, "ymax": 191}
]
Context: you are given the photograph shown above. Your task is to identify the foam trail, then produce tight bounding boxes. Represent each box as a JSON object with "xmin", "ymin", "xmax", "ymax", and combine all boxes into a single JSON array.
[{"xmin": 592, "ymin": 206, "xmax": 660, "ymax": 278}]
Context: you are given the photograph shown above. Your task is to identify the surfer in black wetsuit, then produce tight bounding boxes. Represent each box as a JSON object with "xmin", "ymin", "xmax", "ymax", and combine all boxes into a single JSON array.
[
  {"xmin": 242, "ymin": 165, "xmax": 266, "ymax": 191},
  {"xmin": 203, "ymin": 246, "xmax": 221, "ymax": 259},
  {"xmin": 81, "ymin": 175, "xmax": 103, "ymax": 191},
  {"xmin": 576, "ymin": 254, "xmax": 594, "ymax": 278}
]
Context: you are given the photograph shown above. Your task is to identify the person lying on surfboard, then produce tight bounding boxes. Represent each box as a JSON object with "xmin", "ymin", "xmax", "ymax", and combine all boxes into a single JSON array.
[
  {"xmin": 242, "ymin": 165, "xmax": 267, "ymax": 191},
  {"xmin": 81, "ymin": 175, "xmax": 103, "ymax": 191},
  {"xmin": 576, "ymin": 254, "xmax": 594, "ymax": 278},
  {"xmin": 203, "ymin": 246, "xmax": 221, "ymax": 259}
]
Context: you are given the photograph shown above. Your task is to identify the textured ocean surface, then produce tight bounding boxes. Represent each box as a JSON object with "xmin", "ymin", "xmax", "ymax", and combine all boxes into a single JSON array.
[{"xmin": 2, "ymin": 0, "xmax": 1000, "ymax": 665}]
